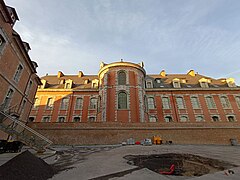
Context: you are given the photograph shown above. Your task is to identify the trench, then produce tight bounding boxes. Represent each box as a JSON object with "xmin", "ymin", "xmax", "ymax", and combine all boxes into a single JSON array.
[{"xmin": 124, "ymin": 153, "xmax": 237, "ymax": 177}]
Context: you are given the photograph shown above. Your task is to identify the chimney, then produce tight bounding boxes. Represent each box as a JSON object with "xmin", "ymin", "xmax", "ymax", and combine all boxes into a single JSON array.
[
  {"xmin": 160, "ymin": 70, "xmax": 166, "ymax": 77},
  {"xmin": 57, "ymin": 71, "xmax": 64, "ymax": 78},
  {"xmin": 187, "ymin": 70, "xmax": 195, "ymax": 76},
  {"xmin": 78, "ymin": 71, "xmax": 84, "ymax": 77}
]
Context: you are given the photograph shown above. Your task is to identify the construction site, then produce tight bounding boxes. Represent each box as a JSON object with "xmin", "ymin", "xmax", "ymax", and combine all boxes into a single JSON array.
[{"xmin": 1, "ymin": 0, "xmax": 240, "ymax": 179}]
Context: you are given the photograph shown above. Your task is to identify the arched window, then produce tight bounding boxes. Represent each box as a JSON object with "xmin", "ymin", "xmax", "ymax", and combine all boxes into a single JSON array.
[
  {"xmin": 118, "ymin": 92, "xmax": 127, "ymax": 109},
  {"xmin": 164, "ymin": 116, "xmax": 173, "ymax": 122},
  {"xmin": 228, "ymin": 116, "xmax": 235, "ymax": 122},
  {"xmin": 118, "ymin": 71, "xmax": 126, "ymax": 85},
  {"xmin": 149, "ymin": 115, "xmax": 157, "ymax": 122},
  {"xmin": 180, "ymin": 115, "xmax": 188, "ymax": 122},
  {"xmin": 196, "ymin": 115, "xmax": 204, "ymax": 122},
  {"xmin": 212, "ymin": 116, "xmax": 219, "ymax": 122}
]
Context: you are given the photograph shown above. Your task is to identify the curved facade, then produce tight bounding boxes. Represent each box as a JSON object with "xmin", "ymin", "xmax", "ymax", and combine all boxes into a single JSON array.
[{"xmin": 98, "ymin": 61, "xmax": 146, "ymax": 122}]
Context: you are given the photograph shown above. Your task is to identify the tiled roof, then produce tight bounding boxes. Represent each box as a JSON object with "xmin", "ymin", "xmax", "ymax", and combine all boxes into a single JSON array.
[
  {"xmin": 41, "ymin": 75, "xmax": 98, "ymax": 89},
  {"xmin": 147, "ymin": 74, "xmax": 230, "ymax": 88},
  {"xmin": 40, "ymin": 72, "xmax": 237, "ymax": 90}
]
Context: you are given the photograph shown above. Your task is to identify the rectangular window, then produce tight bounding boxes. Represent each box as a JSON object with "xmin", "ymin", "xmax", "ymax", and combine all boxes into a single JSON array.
[
  {"xmin": 26, "ymin": 81, "xmax": 32, "ymax": 95},
  {"xmin": 46, "ymin": 98, "xmax": 53, "ymax": 109},
  {"xmin": 75, "ymin": 97, "xmax": 83, "ymax": 110},
  {"xmin": 90, "ymin": 98, "xmax": 97, "ymax": 109},
  {"xmin": 206, "ymin": 96, "xmax": 216, "ymax": 109},
  {"xmin": 147, "ymin": 97, "xmax": 155, "ymax": 109},
  {"xmin": 60, "ymin": 97, "xmax": 69, "ymax": 110},
  {"xmin": 191, "ymin": 97, "xmax": 200, "ymax": 109},
  {"xmin": 200, "ymin": 82, "xmax": 209, "ymax": 88},
  {"xmin": 162, "ymin": 97, "xmax": 170, "ymax": 109},
  {"xmin": 20, "ymin": 100, "xmax": 26, "ymax": 115},
  {"xmin": 220, "ymin": 96, "xmax": 230, "ymax": 109},
  {"xmin": 2, "ymin": 89, "xmax": 14, "ymax": 109},
  {"xmin": 176, "ymin": 97, "xmax": 185, "ymax": 109},
  {"xmin": 13, "ymin": 64, "xmax": 23, "ymax": 82},
  {"xmin": 173, "ymin": 81, "xmax": 181, "ymax": 88},
  {"xmin": 235, "ymin": 96, "xmax": 240, "ymax": 108},
  {"xmin": 146, "ymin": 81, "xmax": 152, "ymax": 88},
  {"xmin": 0, "ymin": 34, "xmax": 6, "ymax": 52},
  {"xmin": 33, "ymin": 98, "xmax": 40, "ymax": 109}
]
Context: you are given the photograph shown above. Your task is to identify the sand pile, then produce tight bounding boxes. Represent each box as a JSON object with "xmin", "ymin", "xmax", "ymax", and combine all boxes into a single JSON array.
[{"xmin": 0, "ymin": 150, "xmax": 55, "ymax": 180}]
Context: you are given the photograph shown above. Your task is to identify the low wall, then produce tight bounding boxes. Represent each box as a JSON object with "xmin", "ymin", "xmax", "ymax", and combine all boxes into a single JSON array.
[{"xmin": 28, "ymin": 122, "xmax": 240, "ymax": 145}]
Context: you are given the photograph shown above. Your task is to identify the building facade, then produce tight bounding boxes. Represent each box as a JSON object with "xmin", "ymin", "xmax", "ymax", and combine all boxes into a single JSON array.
[
  {"xmin": 29, "ymin": 61, "xmax": 240, "ymax": 145},
  {"xmin": 0, "ymin": 0, "xmax": 41, "ymax": 140}
]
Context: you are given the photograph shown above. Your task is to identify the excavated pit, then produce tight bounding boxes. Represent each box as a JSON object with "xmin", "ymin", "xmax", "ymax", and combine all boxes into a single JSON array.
[{"xmin": 124, "ymin": 153, "xmax": 237, "ymax": 177}]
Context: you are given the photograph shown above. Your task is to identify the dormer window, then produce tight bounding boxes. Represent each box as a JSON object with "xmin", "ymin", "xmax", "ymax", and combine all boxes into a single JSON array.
[
  {"xmin": 172, "ymin": 78, "xmax": 181, "ymax": 88},
  {"xmin": 65, "ymin": 83, "xmax": 71, "ymax": 89},
  {"xmin": 200, "ymin": 82, "xmax": 209, "ymax": 88},
  {"xmin": 92, "ymin": 79, "xmax": 99, "ymax": 88},
  {"xmin": 146, "ymin": 80, "xmax": 153, "ymax": 88},
  {"xmin": 199, "ymin": 78, "xmax": 209, "ymax": 88},
  {"xmin": 226, "ymin": 78, "xmax": 236, "ymax": 87},
  {"xmin": 40, "ymin": 79, "xmax": 47, "ymax": 89},
  {"xmin": 156, "ymin": 79, "xmax": 161, "ymax": 83},
  {"xmin": 6, "ymin": 6, "xmax": 19, "ymax": 26},
  {"xmin": 64, "ymin": 79, "xmax": 73, "ymax": 89}
]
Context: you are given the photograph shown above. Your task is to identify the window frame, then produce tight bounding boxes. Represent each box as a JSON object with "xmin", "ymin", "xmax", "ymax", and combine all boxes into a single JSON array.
[
  {"xmin": 13, "ymin": 64, "xmax": 23, "ymax": 82},
  {"xmin": 60, "ymin": 97, "xmax": 69, "ymax": 110},
  {"xmin": 191, "ymin": 96, "xmax": 200, "ymax": 109},
  {"xmin": 89, "ymin": 97, "xmax": 98, "ymax": 109},
  {"xmin": 149, "ymin": 115, "xmax": 157, "ymax": 122},
  {"xmin": 147, "ymin": 97, "xmax": 155, "ymax": 109},
  {"xmin": 118, "ymin": 71, "xmax": 126, "ymax": 85},
  {"xmin": 162, "ymin": 97, "xmax": 170, "ymax": 109},
  {"xmin": 46, "ymin": 97, "xmax": 54, "ymax": 109},
  {"xmin": 180, "ymin": 115, "xmax": 188, "ymax": 122},
  {"xmin": 118, "ymin": 91, "xmax": 128, "ymax": 109},
  {"xmin": 211, "ymin": 115, "xmax": 220, "ymax": 122},
  {"xmin": 195, "ymin": 115, "xmax": 204, "ymax": 122},
  {"xmin": 205, "ymin": 96, "xmax": 216, "ymax": 109},
  {"xmin": 164, "ymin": 115, "xmax": 173, "ymax": 122},
  {"xmin": 176, "ymin": 96, "xmax": 185, "ymax": 109},
  {"xmin": 58, "ymin": 116, "xmax": 66, "ymax": 123},
  {"xmin": 72, "ymin": 116, "xmax": 81, "ymax": 122},
  {"xmin": 75, "ymin": 97, "xmax": 83, "ymax": 110},
  {"xmin": 220, "ymin": 96, "xmax": 231, "ymax": 109},
  {"xmin": 42, "ymin": 116, "xmax": 51, "ymax": 122}
]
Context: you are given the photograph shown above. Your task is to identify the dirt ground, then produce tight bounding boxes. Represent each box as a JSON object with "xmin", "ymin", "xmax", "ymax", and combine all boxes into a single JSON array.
[{"xmin": 46, "ymin": 144, "xmax": 240, "ymax": 180}]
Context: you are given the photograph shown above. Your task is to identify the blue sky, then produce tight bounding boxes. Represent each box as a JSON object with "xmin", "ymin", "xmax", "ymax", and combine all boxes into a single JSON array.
[{"xmin": 6, "ymin": 0, "xmax": 240, "ymax": 84}]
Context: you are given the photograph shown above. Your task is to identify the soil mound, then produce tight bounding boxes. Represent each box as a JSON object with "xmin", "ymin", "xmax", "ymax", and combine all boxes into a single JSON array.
[{"xmin": 0, "ymin": 150, "xmax": 55, "ymax": 180}]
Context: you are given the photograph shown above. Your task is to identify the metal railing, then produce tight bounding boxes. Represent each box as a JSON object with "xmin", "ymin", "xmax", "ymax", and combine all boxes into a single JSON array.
[{"xmin": 0, "ymin": 104, "xmax": 53, "ymax": 152}]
